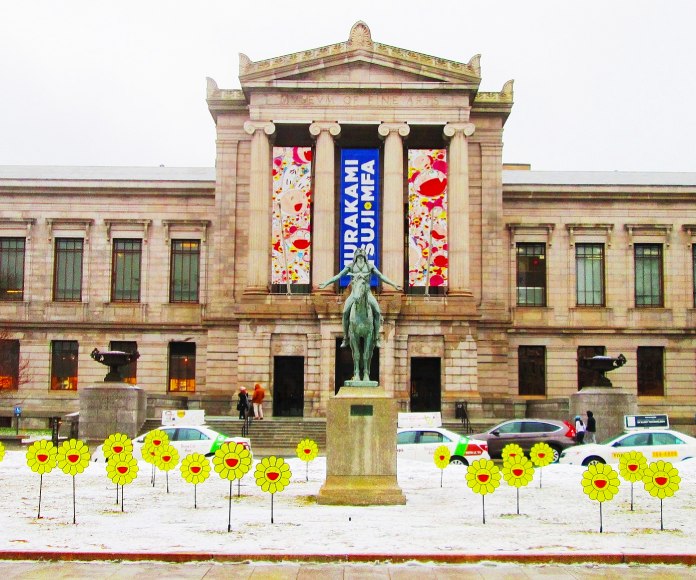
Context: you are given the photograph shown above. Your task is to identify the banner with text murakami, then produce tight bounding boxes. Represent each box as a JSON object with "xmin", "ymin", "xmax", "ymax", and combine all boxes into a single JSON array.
[{"xmin": 339, "ymin": 148, "xmax": 380, "ymax": 286}]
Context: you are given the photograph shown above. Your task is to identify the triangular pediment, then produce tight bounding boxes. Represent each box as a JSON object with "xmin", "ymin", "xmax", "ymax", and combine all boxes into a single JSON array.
[{"xmin": 239, "ymin": 21, "xmax": 481, "ymax": 89}]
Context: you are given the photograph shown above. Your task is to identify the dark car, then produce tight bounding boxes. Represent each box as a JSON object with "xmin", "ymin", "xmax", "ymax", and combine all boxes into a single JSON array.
[{"xmin": 472, "ymin": 419, "xmax": 576, "ymax": 463}]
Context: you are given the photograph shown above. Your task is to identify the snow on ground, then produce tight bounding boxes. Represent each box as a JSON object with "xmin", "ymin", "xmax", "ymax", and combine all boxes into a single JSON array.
[{"xmin": 1, "ymin": 450, "xmax": 695, "ymax": 556}]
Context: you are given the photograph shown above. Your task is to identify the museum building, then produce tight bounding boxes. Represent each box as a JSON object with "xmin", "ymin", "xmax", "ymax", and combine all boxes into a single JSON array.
[{"xmin": 1, "ymin": 22, "xmax": 696, "ymax": 426}]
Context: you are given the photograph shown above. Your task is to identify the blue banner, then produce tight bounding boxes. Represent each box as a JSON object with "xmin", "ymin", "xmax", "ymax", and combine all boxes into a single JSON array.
[{"xmin": 339, "ymin": 149, "xmax": 380, "ymax": 286}]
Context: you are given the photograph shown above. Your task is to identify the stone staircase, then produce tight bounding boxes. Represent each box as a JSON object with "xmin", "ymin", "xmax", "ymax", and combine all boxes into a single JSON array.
[{"xmin": 141, "ymin": 417, "xmax": 491, "ymax": 454}]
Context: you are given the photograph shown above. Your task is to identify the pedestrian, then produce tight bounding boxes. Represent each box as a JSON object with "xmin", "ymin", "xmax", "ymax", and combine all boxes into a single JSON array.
[
  {"xmin": 252, "ymin": 383, "xmax": 266, "ymax": 420},
  {"xmin": 574, "ymin": 415, "xmax": 585, "ymax": 444},
  {"xmin": 236, "ymin": 386, "xmax": 250, "ymax": 420},
  {"xmin": 585, "ymin": 410, "xmax": 597, "ymax": 444}
]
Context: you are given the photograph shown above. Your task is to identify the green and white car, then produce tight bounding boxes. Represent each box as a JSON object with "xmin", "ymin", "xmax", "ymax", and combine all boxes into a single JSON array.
[{"xmin": 397, "ymin": 426, "xmax": 489, "ymax": 465}]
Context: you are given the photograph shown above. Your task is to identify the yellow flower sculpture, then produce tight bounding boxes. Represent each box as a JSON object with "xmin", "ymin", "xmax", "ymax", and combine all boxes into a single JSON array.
[
  {"xmin": 530, "ymin": 442, "xmax": 554, "ymax": 467},
  {"xmin": 56, "ymin": 439, "xmax": 91, "ymax": 476},
  {"xmin": 255, "ymin": 456, "xmax": 292, "ymax": 494},
  {"xmin": 181, "ymin": 453, "xmax": 211, "ymax": 485},
  {"xmin": 501, "ymin": 443, "xmax": 525, "ymax": 463},
  {"xmin": 296, "ymin": 439, "xmax": 319, "ymax": 462},
  {"xmin": 619, "ymin": 451, "xmax": 648, "ymax": 483},
  {"xmin": 213, "ymin": 442, "xmax": 253, "ymax": 481},
  {"xmin": 102, "ymin": 433, "xmax": 133, "ymax": 459},
  {"xmin": 434, "ymin": 445, "xmax": 451, "ymax": 469},
  {"xmin": 26, "ymin": 440, "xmax": 57, "ymax": 474},
  {"xmin": 144, "ymin": 429, "xmax": 169, "ymax": 447},
  {"xmin": 643, "ymin": 461, "xmax": 680, "ymax": 499},
  {"xmin": 141, "ymin": 441, "xmax": 160, "ymax": 464},
  {"xmin": 466, "ymin": 458, "xmax": 501, "ymax": 495},
  {"xmin": 0, "ymin": 441, "xmax": 5, "ymax": 462},
  {"xmin": 106, "ymin": 453, "xmax": 139, "ymax": 485},
  {"xmin": 155, "ymin": 444, "xmax": 179, "ymax": 472},
  {"xmin": 502, "ymin": 455, "xmax": 535, "ymax": 488},
  {"xmin": 582, "ymin": 463, "xmax": 620, "ymax": 502}
]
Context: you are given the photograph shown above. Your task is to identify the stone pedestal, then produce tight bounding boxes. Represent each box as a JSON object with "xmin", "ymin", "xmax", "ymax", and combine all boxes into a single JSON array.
[
  {"xmin": 79, "ymin": 382, "xmax": 147, "ymax": 442},
  {"xmin": 570, "ymin": 387, "xmax": 637, "ymax": 442},
  {"xmin": 317, "ymin": 384, "xmax": 406, "ymax": 505}
]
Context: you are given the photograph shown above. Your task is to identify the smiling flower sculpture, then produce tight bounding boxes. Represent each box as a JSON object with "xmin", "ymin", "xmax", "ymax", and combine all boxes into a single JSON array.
[
  {"xmin": 466, "ymin": 458, "xmax": 501, "ymax": 524},
  {"xmin": 296, "ymin": 438, "xmax": 319, "ymax": 482},
  {"xmin": 619, "ymin": 450, "xmax": 648, "ymax": 510},
  {"xmin": 503, "ymin": 454, "xmax": 535, "ymax": 488},
  {"xmin": 213, "ymin": 442, "xmax": 253, "ymax": 481},
  {"xmin": 529, "ymin": 442, "xmax": 554, "ymax": 468},
  {"xmin": 26, "ymin": 440, "xmax": 57, "ymax": 475},
  {"xmin": 255, "ymin": 456, "xmax": 292, "ymax": 494},
  {"xmin": 582, "ymin": 462, "xmax": 620, "ymax": 533},
  {"xmin": 642, "ymin": 460, "xmax": 680, "ymax": 531},
  {"xmin": 56, "ymin": 439, "xmax": 91, "ymax": 476},
  {"xmin": 156, "ymin": 444, "xmax": 179, "ymax": 472},
  {"xmin": 181, "ymin": 453, "xmax": 211, "ymax": 509},
  {"xmin": 434, "ymin": 445, "xmax": 451, "ymax": 469},
  {"xmin": 107, "ymin": 453, "xmax": 139, "ymax": 486},
  {"xmin": 501, "ymin": 443, "xmax": 525, "ymax": 463},
  {"xmin": 102, "ymin": 433, "xmax": 133, "ymax": 460}
]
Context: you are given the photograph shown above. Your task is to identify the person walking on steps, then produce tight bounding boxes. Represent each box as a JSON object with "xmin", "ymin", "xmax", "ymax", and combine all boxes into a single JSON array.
[
  {"xmin": 252, "ymin": 383, "xmax": 266, "ymax": 420},
  {"xmin": 585, "ymin": 410, "xmax": 597, "ymax": 444},
  {"xmin": 236, "ymin": 386, "xmax": 250, "ymax": 420}
]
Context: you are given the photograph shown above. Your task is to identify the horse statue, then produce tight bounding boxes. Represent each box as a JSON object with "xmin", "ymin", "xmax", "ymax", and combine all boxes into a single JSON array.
[{"xmin": 347, "ymin": 271, "xmax": 374, "ymax": 381}]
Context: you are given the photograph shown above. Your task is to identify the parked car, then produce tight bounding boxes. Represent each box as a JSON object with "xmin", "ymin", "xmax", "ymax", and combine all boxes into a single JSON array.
[
  {"xmin": 397, "ymin": 426, "xmax": 489, "ymax": 465},
  {"xmin": 91, "ymin": 425, "xmax": 251, "ymax": 462},
  {"xmin": 559, "ymin": 428, "xmax": 696, "ymax": 466},
  {"xmin": 472, "ymin": 419, "xmax": 576, "ymax": 463}
]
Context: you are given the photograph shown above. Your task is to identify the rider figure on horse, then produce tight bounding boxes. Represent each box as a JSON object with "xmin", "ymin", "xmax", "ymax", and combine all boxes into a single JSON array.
[{"xmin": 318, "ymin": 247, "xmax": 402, "ymax": 348}]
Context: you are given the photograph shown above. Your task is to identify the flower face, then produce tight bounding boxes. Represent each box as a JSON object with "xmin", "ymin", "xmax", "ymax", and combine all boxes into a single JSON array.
[
  {"xmin": 56, "ymin": 439, "xmax": 91, "ymax": 476},
  {"xmin": 213, "ymin": 442, "xmax": 253, "ymax": 481},
  {"xmin": 26, "ymin": 440, "xmax": 57, "ymax": 474},
  {"xmin": 433, "ymin": 445, "xmax": 451, "ymax": 469},
  {"xmin": 582, "ymin": 463, "xmax": 620, "ymax": 502},
  {"xmin": 102, "ymin": 433, "xmax": 133, "ymax": 459},
  {"xmin": 501, "ymin": 443, "xmax": 525, "ymax": 463},
  {"xmin": 155, "ymin": 444, "xmax": 179, "ymax": 472},
  {"xmin": 530, "ymin": 443, "xmax": 554, "ymax": 467},
  {"xmin": 502, "ymin": 455, "xmax": 535, "ymax": 488},
  {"xmin": 180, "ymin": 453, "xmax": 211, "ymax": 485},
  {"xmin": 642, "ymin": 461, "xmax": 680, "ymax": 499},
  {"xmin": 466, "ymin": 458, "xmax": 501, "ymax": 496},
  {"xmin": 619, "ymin": 451, "xmax": 648, "ymax": 483},
  {"xmin": 296, "ymin": 439, "xmax": 319, "ymax": 463},
  {"xmin": 106, "ymin": 453, "xmax": 139, "ymax": 485},
  {"xmin": 255, "ymin": 456, "xmax": 292, "ymax": 494},
  {"xmin": 144, "ymin": 429, "xmax": 169, "ymax": 448}
]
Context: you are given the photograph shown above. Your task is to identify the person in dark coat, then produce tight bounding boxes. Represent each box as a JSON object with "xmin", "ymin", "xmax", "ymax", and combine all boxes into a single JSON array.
[
  {"xmin": 586, "ymin": 410, "xmax": 597, "ymax": 444},
  {"xmin": 236, "ymin": 386, "xmax": 251, "ymax": 420}
]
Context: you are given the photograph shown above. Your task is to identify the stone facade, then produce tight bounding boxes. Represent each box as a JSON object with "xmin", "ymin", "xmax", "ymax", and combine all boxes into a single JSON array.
[{"xmin": 1, "ymin": 22, "xmax": 696, "ymax": 426}]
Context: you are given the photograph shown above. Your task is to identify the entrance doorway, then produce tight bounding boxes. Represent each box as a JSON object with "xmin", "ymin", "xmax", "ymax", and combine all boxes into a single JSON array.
[
  {"xmin": 334, "ymin": 338, "xmax": 379, "ymax": 394},
  {"xmin": 273, "ymin": 356, "xmax": 304, "ymax": 417},
  {"xmin": 410, "ymin": 357, "xmax": 441, "ymax": 412}
]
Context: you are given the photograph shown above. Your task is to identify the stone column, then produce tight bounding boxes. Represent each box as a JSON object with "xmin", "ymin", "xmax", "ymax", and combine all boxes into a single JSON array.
[
  {"xmin": 443, "ymin": 122, "xmax": 475, "ymax": 296},
  {"xmin": 242, "ymin": 121, "xmax": 276, "ymax": 294},
  {"xmin": 378, "ymin": 123, "xmax": 410, "ymax": 290},
  {"xmin": 309, "ymin": 122, "xmax": 341, "ymax": 291}
]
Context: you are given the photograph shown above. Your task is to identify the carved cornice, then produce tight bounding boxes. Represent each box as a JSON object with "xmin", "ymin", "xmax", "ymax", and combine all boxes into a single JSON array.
[
  {"xmin": 507, "ymin": 222, "xmax": 555, "ymax": 248},
  {"xmin": 475, "ymin": 79, "xmax": 514, "ymax": 104},
  {"xmin": 625, "ymin": 224, "xmax": 673, "ymax": 247},
  {"xmin": 565, "ymin": 223, "xmax": 614, "ymax": 248},
  {"xmin": 238, "ymin": 21, "xmax": 481, "ymax": 83}
]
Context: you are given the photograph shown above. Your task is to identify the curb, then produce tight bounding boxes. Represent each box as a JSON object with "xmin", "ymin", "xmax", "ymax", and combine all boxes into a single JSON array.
[{"xmin": 0, "ymin": 552, "xmax": 695, "ymax": 565}]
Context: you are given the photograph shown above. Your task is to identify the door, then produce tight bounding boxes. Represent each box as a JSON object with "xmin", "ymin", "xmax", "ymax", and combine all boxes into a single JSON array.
[
  {"xmin": 410, "ymin": 357, "xmax": 441, "ymax": 412},
  {"xmin": 272, "ymin": 356, "xmax": 304, "ymax": 417}
]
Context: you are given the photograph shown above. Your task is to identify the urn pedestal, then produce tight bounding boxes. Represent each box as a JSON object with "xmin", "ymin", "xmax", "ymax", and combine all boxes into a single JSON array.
[{"xmin": 570, "ymin": 387, "xmax": 637, "ymax": 442}]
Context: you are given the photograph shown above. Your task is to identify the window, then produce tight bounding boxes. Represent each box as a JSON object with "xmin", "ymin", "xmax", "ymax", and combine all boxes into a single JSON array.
[
  {"xmin": 109, "ymin": 340, "xmax": 138, "ymax": 385},
  {"xmin": 111, "ymin": 239, "xmax": 142, "ymax": 302},
  {"xmin": 0, "ymin": 339, "xmax": 20, "ymax": 390},
  {"xmin": 170, "ymin": 240, "xmax": 200, "ymax": 303},
  {"xmin": 177, "ymin": 428, "xmax": 208, "ymax": 441},
  {"xmin": 635, "ymin": 244, "xmax": 663, "ymax": 307},
  {"xmin": 516, "ymin": 243, "xmax": 546, "ymax": 306},
  {"xmin": 615, "ymin": 432, "xmax": 650, "ymax": 447},
  {"xmin": 168, "ymin": 342, "xmax": 195, "ymax": 392},
  {"xmin": 495, "ymin": 421, "xmax": 523, "ymax": 434},
  {"xmin": 652, "ymin": 432, "xmax": 682, "ymax": 446},
  {"xmin": 0, "ymin": 238, "xmax": 25, "ymax": 301},
  {"xmin": 637, "ymin": 346, "xmax": 664, "ymax": 396},
  {"xmin": 518, "ymin": 346, "xmax": 546, "ymax": 396},
  {"xmin": 396, "ymin": 431, "xmax": 417, "ymax": 444},
  {"xmin": 577, "ymin": 346, "xmax": 606, "ymax": 390},
  {"xmin": 51, "ymin": 340, "xmax": 78, "ymax": 390},
  {"xmin": 522, "ymin": 421, "xmax": 559, "ymax": 433},
  {"xmin": 576, "ymin": 243, "xmax": 604, "ymax": 306},
  {"xmin": 54, "ymin": 238, "xmax": 83, "ymax": 301}
]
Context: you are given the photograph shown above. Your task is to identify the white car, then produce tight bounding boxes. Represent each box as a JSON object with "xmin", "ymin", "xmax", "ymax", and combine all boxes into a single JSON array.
[
  {"xmin": 559, "ymin": 428, "xmax": 696, "ymax": 466},
  {"xmin": 397, "ymin": 426, "xmax": 489, "ymax": 465},
  {"xmin": 91, "ymin": 425, "xmax": 251, "ymax": 462}
]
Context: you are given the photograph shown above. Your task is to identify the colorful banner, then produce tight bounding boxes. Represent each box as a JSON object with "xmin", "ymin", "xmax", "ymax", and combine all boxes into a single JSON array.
[
  {"xmin": 407, "ymin": 149, "xmax": 448, "ymax": 287},
  {"xmin": 339, "ymin": 149, "xmax": 380, "ymax": 286},
  {"xmin": 271, "ymin": 147, "xmax": 313, "ymax": 286}
]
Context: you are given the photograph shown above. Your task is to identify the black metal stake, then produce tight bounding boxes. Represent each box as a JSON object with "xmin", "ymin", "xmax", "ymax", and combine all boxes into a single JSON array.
[
  {"xmin": 630, "ymin": 482, "xmax": 634, "ymax": 511},
  {"xmin": 306, "ymin": 462, "xmax": 309, "ymax": 483},
  {"xmin": 539, "ymin": 467, "xmax": 543, "ymax": 489},
  {"xmin": 516, "ymin": 487, "xmax": 520, "ymax": 515},
  {"xmin": 440, "ymin": 469, "xmax": 443, "ymax": 488},
  {"xmin": 116, "ymin": 483, "xmax": 119, "ymax": 505},
  {"xmin": 481, "ymin": 495, "xmax": 486, "ymax": 524},
  {"xmin": 72, "ymin": 476, "xmax": 76, "ymax": 524},
  {"xmin": 37, "ymin": 474, "xmax": 43, "ymax": 519},
  {"xmin": 271, "ymin": 493, "xmax": 275, "ymax": 524},
  {"xmin": 166, "ymin": 471, "xmax": 169, "ymax": 493},
  {"xmin": 227, "ymin": 481, "xmax": 233, "ymax": 532},
  {"xmin": 660, "ymin": 498, "xmax": 664, "ymax": 531},
  {"xmin": 194, "ymin": 484, "xmax": 197, "ymax": 509},
  {"xmin": 121, "ymin": 484, "xmax": 124, "ymax": 513},
  {"xmin": 599, "ymin": 501, "xmax": 603, "ymax": 533},
  {"xmin": 237, "ymin": 478, "xmax": 241, "ymax": 498}
]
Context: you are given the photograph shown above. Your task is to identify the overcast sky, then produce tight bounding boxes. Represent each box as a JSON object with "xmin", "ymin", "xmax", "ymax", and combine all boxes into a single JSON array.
[{"xmin": 1, "ymin": 1, "xmax": 694, "ymax": 172}]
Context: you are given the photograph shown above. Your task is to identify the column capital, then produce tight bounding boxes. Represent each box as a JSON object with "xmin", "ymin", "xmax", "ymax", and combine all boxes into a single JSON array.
[
  {"xmin": 378, "ymin": 122, "xmax": 410, "ymax": 139},
  {"xmin": 243, "ymin": 120, "xmax": 276, "ymax": 136},
  {"xmin": 309, "ymin": 122, "xmax": 341, "ymax": 138},
  {"xmin": 443, "ymin": 122, "xmax": 475, "ymax": 140}
]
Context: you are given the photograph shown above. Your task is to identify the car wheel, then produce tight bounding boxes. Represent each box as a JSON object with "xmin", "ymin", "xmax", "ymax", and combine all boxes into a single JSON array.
[
  {"xmin": 449, "ymin": 456, "xmax": 468, "ymax": 466},
  {"xmin": 582, "ymin": 456, "xmax": 605, "ymax": 467},
  {"xmin": 549, "ymin": 446, "xmax": 562, "ymax": 464}
]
